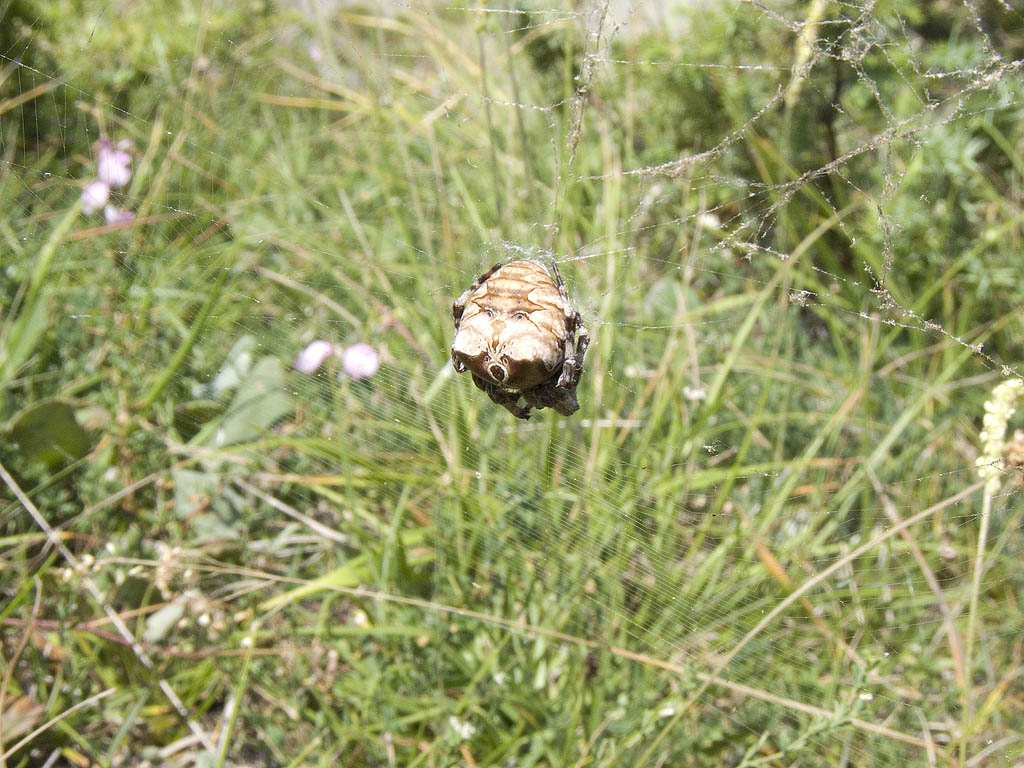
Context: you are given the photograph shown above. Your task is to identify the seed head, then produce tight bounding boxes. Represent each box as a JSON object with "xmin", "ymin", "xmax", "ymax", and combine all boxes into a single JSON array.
[{"xmin": 976, "ymin": 378, "xmax": 1024, "ymax": 494}]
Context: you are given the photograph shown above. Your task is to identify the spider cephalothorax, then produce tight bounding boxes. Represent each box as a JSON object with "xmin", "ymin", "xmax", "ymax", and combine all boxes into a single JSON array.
[{"xmin": 451, "ymin": 259, "xmax": 589, "ymax": 419}]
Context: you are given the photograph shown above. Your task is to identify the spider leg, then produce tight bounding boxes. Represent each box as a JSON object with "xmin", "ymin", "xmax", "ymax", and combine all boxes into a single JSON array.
[
  {"xmin": 552, "ymin": 389, "xmax": 579, "ymax": 416},
  {"xmin": 553, "ymin": 323, "xmax": 590, "ymax": 403},
  {"xmin": 573, "ymin": 322, "xmax": 590, "ymax": 375},
  {"xmin": 523, "ymin": 382, "xmax": 579, "ymax": 416},
  {"xmin": 472, "ymin": 373, "xmax": 532, "ymax": 419},
  {"xmin": 558, "ymin": 312, "xmax": 588, "ymax": 388},
  {"xmin": 451, "ymin": 347, "xmax": 466, "ymax": 372},
  {"xmin": 550, "ymin": 262, "xmax": 581, "ymax": 389},
  {"xmin": 479, "ymin": 262, "xmax": 504, "ymax": 281},
  {"xmin": 551, "ymin": 261, "xmax": 565, "ymax": 290}
]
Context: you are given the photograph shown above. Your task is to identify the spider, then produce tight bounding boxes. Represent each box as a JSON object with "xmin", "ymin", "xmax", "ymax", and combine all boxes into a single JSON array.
[{"xmin": 451, "ymin": 259, "xmax": 589, "ymax": 419}]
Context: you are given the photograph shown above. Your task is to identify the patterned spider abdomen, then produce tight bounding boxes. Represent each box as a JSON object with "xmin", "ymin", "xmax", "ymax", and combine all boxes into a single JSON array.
[{"xmin": 452, "ymin": 260, "xmax": 569, "ymax": 389}]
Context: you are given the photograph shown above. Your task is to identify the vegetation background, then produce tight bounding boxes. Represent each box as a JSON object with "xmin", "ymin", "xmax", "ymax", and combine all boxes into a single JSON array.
[{"xmin": 1, "ymin": 0, "xmax": 1023, "ymax": 765}]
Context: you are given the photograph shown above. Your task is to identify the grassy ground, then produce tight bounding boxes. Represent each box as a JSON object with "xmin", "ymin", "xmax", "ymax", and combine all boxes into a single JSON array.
[{"xmin": 2, "ymin": 1, "xmax": 1024, "ymax": 765}]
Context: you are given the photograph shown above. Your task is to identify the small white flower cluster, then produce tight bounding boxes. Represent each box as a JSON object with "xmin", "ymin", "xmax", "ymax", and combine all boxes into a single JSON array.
[
  {"xmin": 682, "ymin": 385, "xmax": 707, "ymax": 401},
  {"xmin": 154, "ymin": 541, "xmax": 192, "ymax": 599},
  {"xmin": 976, "ymin": 378, "xmax": 1024, "ymax": 494},
  {"xmin": 293, "ymin": 340, "xmax": 380, "ymax": 380},
  {"xmin": 178, "ymin": 588, "xmax": 228, "ymax": 638},
  {"xmin": 62, "ymin": 551, "xmax": 103, "ymax": 582},
  {"xmin": 61, "ymin": 539, "xmax": 140, "ymax": 588},
  {"xmin": 80, "ymin": 137, "xmax": 135, "ymax": 224},
  {"xmin": 447, "ymin": 716, "xmax": 476, "ymax": 741}
]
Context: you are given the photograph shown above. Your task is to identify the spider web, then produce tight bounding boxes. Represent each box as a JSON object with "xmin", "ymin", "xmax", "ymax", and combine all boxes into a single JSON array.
[{"xmin": 2, "ymin": 0, "xmax": 1023, "ymax": 764}]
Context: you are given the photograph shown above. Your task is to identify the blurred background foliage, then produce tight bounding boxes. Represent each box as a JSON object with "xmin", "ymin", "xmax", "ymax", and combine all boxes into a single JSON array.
[{"xmin": 2, "ymin": 0, "xmax": 1023, "ymax": 765}]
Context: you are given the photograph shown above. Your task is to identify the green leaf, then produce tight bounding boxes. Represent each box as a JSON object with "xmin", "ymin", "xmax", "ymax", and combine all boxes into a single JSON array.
[
  {"xmin": 201, "ymin": 356, "xmax": 294, "ymax": 447},
  {"xmin": 172, "ymin": 400, "xmax": 223, "ymax": 442},
  {"xmin": 194, "ymin": 333, "xmax": 258, "ymax": 398},
  {"xmin": 4, "ymin": 399, "xmax": 90, "ymax": 467},
  {"xmin": 258, "ymin": 556, "xmax": 370, "ymax": 612},
  {"xmin": 0, "ymin": 289, "xmax": 51, "ymax": 384},
  {"xmin": 172, "ymin": 468, "xmax": 242, "ymax": 542}
]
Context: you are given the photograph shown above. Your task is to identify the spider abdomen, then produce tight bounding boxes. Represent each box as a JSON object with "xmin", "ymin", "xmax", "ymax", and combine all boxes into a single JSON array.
[
  {"xmin": 452, "ymin": 258, "xmax": 588, "ymax": 419},
  {"xmin": 452, "ymin": 260, "xmax": 568, "ymax": 388}
]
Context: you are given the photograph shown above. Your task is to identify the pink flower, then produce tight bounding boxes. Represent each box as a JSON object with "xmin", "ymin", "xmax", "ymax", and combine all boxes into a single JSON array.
[
  {"xmin": 293, "ymin": 340, "xmax": 335, "ymax": 373},
  {"xmin": 340, "ymin": 343, "xmax": 380, "ymax": 380},
  {"xmin": 104, "ymin": 205, "xmax": 135, "ymax": 225},
  {"xmin": 81, "ymin": 181, "xmax": 110, "ymax": 214},
  {"xmin": 96, "ymin": 138, "xmax": 132, "ymax": 188}
]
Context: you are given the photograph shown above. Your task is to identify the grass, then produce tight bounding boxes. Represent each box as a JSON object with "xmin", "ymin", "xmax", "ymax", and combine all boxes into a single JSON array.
[{"xmin": 2, "ymin": 0, "xmax": 1024, "ymax": 765}]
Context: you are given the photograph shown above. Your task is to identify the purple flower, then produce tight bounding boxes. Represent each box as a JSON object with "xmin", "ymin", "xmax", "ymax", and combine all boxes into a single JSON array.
[
  {"xmin": 340, "ymin": 343, "xmax": 380, "ymax": 380},
  {"xmin": 104, "ymin": 205, "xmax": 136, "ymax": 225},
  {"xmin": 293, "ymin": 340, "xmax": 335, "ymax": 374},
  {"xmin": 81, "ymin": 181, "xmax": 110, "ymax": 214},
  {"xmin": 96, "ymin": 138, "xmax": 133, "ymax": 188}
]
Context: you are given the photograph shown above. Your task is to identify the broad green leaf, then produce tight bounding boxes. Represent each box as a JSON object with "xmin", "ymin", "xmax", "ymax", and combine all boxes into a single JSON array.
[
  {"xmin": 204, "ymin": 356, "xmax": 294, "ymax": 447},
  {"xmin": 0, "ymin": 289, "xmax": 50, "ymax": 384},
  {"xmin": 4, "ymin": 399, "xmax": 90, "ymax": 467},
  {"xmin": 194, "ymin": 333, "xmax": 258, "ymax": 398}
]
